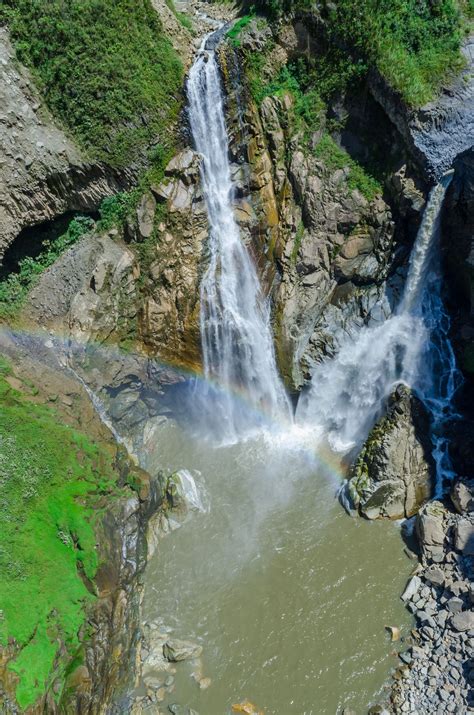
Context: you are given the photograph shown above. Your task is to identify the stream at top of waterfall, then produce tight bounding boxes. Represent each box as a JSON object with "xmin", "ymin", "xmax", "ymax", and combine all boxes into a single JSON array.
[{"xmin": 140, "ymin": 416, "xmax": 412, "ymax": 715}]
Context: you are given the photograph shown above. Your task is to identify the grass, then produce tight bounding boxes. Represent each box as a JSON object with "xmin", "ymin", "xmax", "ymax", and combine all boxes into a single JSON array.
[
  {"xmin": 248, "ymin": 0, "xmax": 469, "ymax": 106},
  {"xmin": 313, "ymin": 134, "xmax": 382, "ymax": 201},
  {"xmin": 244, "ymin": 54, "xmax": 382, "ymax": 201},
  {"xmin": 0, "ymin": 0, "xmax": 184, "ymax": 167},
  {"xmin": 227, "ymin": 14, "xmax": 255, "ymax": 46},
  {"xmin": 0, "ymin": 216, "xmax": 94, "ymax": 319},
  {"xmin": 0, "ymin": 363, "xmax": 118, "ymax": 709},
  {"xmin": 165, "ymin": 0, "xmax": 194, "ymax": 33}
]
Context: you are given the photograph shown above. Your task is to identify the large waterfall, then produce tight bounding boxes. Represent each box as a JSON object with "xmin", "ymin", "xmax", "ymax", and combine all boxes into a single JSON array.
[
  {"xmin": 297, "ymin": 173, "xmax": 460, "ymax": 492},
  {"xmin": 187, "ymin": 40, "xmax": 291, "ymax": 439},
  {"xmin": 187, "ymin": 30, "xmax": 459, "ymax": 492}
]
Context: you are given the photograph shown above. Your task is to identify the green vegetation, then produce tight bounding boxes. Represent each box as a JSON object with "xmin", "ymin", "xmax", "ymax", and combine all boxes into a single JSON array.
[
  {"xmin": 97, "ymin": 194, "xmax": 136, "ymax": 232},
  {"xmin": 165, "ymin": 0, "xmax": 194, "ymax": 32},
  {"xmin": 0, "ymin": 363, "xmax": 118, "ymax": 708},
  {"xmin": 0, "ymin": 0, "xmax": 183, "ymax": 166},
  {"xmin": 291, "ymin": 221, "xmax": 305, "ymax": 264},
  {"xmin": 227, "ymin": 13, "xmax": 255, "ymax": 46},
  {"xmin": 313, "ymin": 134, "xmax": 382, "ymax": 200},
  {"xmin": 245, "ymin": 55, "xmax": 382, "ymax": 200},
  {"xmin": 249, "ymin": 0, "xmax": 470, "ymax": 106},
  {"xmin": 0, "ymin": 216, "xmax": 93, "ymax": 319}
]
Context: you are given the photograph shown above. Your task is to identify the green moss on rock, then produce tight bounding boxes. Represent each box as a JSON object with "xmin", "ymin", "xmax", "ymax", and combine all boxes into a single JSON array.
[{"xmin": 0, "ymin": 362, "xmax": 119, "ymax": 709}]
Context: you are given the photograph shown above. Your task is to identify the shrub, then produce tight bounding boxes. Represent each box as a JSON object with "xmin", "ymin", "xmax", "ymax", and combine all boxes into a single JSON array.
[{"xmin": 0, "ymin": 0, "xmax": 184, "ymax": 166}]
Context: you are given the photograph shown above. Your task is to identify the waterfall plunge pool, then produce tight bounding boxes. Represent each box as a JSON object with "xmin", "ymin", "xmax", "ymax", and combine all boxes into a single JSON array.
[{"xmin": 140, "ymin": 415, "xmax": 412, "ymax": 715}]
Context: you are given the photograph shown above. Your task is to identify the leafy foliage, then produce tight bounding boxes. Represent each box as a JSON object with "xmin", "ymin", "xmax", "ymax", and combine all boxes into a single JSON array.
[
  {"xmin": 248, "ymin": 0, "xmax": 468, "ymax": 105},
  {"xmin": 0, "ymin": 216, "xmax": 94, "ymax": 318},
  {"xmin": 227, "ymin": 13, "xmax": 255, "ymax": 45},
  {"xmin": 0, "ymin": 365, "xmax": 117, "ymax": 708},
  {"xmin": 313, "ymin": 134, "xmax": 382, "ymax": 200},
  {"xmin": 0, "ymin": 0, "xmax": 183, "ymax": 166}
]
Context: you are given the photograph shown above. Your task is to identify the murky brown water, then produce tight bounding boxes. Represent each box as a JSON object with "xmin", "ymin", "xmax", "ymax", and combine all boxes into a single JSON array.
[{"xmin": 142, "ymin": 419, "xmax": 412, "ymax": 714}]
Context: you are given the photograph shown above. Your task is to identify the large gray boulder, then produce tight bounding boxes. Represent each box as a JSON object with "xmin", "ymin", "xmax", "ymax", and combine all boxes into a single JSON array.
[{"xmin": 344, "ymin": 384, "xmax": 434, "ymax": 519}]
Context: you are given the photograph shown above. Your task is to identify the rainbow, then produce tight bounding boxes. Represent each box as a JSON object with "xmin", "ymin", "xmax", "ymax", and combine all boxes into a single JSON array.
[{"xmin": 0, "ymin": 324, "xmax": 349, "ymax": 486}]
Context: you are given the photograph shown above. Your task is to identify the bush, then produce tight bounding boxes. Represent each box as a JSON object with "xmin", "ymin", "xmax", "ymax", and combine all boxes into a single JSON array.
[
  {"xmin": 248, "ymin": 0, "xmax": 468, "ymax": 106},
  {"xmin": 0, "ymin": 0, "xmax": 184, "ymax": 166}
]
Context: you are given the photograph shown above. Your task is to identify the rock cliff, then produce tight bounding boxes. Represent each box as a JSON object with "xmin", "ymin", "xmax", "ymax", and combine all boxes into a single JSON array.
[
  {"xmin": 0, "ymin": 27, "xmax": 134, "ymax": 264},
  {"xmin": 342, "ymin": 384, "xmax": 434, "ymax": 520}
]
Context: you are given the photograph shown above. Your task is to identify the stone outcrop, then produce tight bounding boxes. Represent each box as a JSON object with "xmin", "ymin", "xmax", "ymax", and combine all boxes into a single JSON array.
[
  {"xmin": 342, "ymin": 384, "xmax": 434, "ymax": 520},
  {"xmin": 26, "ymin": 229, "xmax": 140, "ymax": 345},
  {"xmin": 0, "ymin": 27, "xmax": 134, "ymax": 264},
  {"xmin": 139, "ymin": 148, "xmax": 208, "ymax": 369},
  {"xmin": 219, "ymin": 36, "xmax": 398, "ymax": 389},
  {"xmin": 22, "ymin": 147, "xmax": 208, "ymax": 367}
]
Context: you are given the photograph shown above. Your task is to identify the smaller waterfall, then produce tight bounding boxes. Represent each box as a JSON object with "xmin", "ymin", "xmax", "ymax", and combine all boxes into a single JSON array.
[
  {"xmin": 187, "ymin": 38, "xmax": 291, "ymax": 440},
  {"xmin": 298, "ymin": 172, "xmax": 461, "ymax": 492}
]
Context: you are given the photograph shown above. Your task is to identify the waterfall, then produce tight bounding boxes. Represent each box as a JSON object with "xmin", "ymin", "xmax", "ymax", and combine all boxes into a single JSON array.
[
  {"xmin": 187, "ymin": 38, "xmax": 291, "ymax": 439},
  {"xmin": 297, "ymin": 172, "xmax": 460, "ymax": 492}
]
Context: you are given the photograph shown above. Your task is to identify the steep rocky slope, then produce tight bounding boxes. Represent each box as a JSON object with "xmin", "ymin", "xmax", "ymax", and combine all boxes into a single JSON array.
[
  {"xmin": 0, "ymin": 333, "xmax": 168, "ymax": 714},
  {"xmin": 0, "ymin": 27, "xmax": 134, "ymax": 263}
]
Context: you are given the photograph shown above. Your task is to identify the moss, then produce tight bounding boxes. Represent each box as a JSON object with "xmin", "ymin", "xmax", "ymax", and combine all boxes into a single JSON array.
[{"xmin": 0, "ymin": 361, "xmax": 120, "ymax": 709}]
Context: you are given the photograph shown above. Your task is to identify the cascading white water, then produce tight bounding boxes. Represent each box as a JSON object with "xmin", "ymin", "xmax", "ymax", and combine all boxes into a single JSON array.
[
  {"xmin": 187, "ymin": 37, "xmax": 291, "ymax": 439},
  {"xmin": 297, "ymin": 172, "xmax": 460, "ymax": 492}
]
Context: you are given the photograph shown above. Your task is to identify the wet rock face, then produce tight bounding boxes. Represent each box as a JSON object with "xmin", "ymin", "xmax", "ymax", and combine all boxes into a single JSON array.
[
  {"xmin": 219, "ymin": 40, "xmax": 397, "ymax": 390},
  {"xmin": 443, "ymin": 148, "xmax": 474, "ymax": 388},
  {"xmin": 344, "ymin": 384, "xmax": 434, "ymax": 520},
  {"xmin": 140, "ymin": 148, "xmax": 208, "ymax": 370},
  {"xmin": 0, "ymin": 27, "xmax": 133, "ymax": 264}
]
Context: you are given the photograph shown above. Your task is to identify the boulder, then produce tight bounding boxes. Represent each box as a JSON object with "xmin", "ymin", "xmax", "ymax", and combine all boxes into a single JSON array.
[
  {"xmin": 416, "ymin": 501, "xmax": 446, "ymax": 560},
  {"xmin": 424, "ymin": 565, "xmax": 445, "ymax": 587},
  {"xmin": 401, "ymin": 575, "xmax": 422, "ymax": 602},
  {"xmin": 162, "ymin": 639, "xmax": 202, "ymax": 662},
  {"xmin": 346, "ymin": 384, "xmax": 434, "ymax": 519},
  {"xmin": 454, "ymin": 518, "xmax": 474, "ymax": 556},
  {"xmin": 450, "ymin": 478, "xmax": 474, "ymax": 515},
  {"xmin": 451, "ymin": 611, "xmax": 474, "ymax": 632},
  {"xmin": 136, "ymin": 191, "xmax": 156, "ymax": 239}
]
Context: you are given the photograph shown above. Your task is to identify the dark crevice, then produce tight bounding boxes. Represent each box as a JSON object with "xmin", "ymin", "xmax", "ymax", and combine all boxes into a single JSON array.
[{"xmin": 0, "ymin": 211, "xmax": 98, "ymax": 279}]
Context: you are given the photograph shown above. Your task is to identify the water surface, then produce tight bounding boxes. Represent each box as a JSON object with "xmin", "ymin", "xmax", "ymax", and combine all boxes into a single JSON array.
[{"xmin": 142, "ymin": 419, "xmax": 412, "ymax": 714}]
